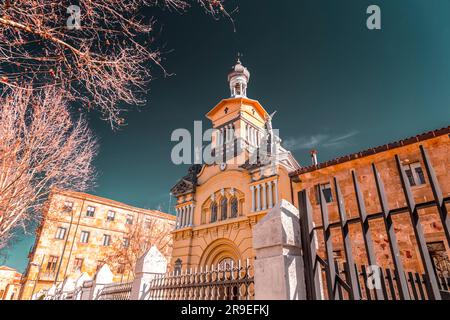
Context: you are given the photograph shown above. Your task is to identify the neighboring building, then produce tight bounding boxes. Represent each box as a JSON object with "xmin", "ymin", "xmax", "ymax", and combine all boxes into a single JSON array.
[
  {"xmin": 19, "ymin": 190, "xmax": 175, "ymax": 300},
  {"xmin": 0, "ymin": 266, "xmax": 22, "ymax": 300},
  {"xmin": 170, "ymin": 58, "xmax": 450, "ymax": 282}
]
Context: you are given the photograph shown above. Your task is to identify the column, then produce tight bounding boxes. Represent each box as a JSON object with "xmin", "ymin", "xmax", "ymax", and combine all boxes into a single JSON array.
[
  {"xmin": 274, "ymin": 180, "xmax": 279, "ymax": 205},
  {"xmin": 256, "ymin": 184, "xmax": 261, "ymax": 212},
  {"xmin": 262, "ymin": 183, "xmax": 267, "ymax": 210},
  {"xmin": 189, "ymin": 204, "xmax": 194, "ymax": 227},
  {"xmin": 267, "ymin": 181, "xmax": 273, "ymax": 209},
  {"xmin": 181, "ymin": 206, "xmax": 186, "ymax": 228},
  {"xmin": 175, "ymin": 208, "xmax": 180, "ymax": 229},
  {"xmin": 250, "ymin": 186, "xmax": 255, "ymax": 212}
]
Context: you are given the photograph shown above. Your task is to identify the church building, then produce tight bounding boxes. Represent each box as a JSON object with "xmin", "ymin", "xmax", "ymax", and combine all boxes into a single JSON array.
[{"xmin": 170, "ymin": 59, "xmax": 450, "ymax": 284}]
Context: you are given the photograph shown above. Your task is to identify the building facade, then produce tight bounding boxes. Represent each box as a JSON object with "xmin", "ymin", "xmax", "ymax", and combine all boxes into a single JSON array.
[
  {"xmin": 170, "ymin": 59, "xmax": 450, "ymax": 284},
  {"xmin": 19, "ymin": 190, "xmax": 175, "ymax": 300},
  {"xmin": 0, "ymin": 266, "xmax": 22, "ymax": 300}
]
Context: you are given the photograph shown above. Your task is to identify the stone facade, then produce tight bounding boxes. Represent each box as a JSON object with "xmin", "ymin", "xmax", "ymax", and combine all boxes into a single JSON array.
[{"xmin": 19, "ymin": 190, "xmax": 175, "ymax": 300}]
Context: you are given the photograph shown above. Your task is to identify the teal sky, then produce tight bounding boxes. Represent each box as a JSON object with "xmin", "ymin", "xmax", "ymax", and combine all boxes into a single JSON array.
[{"xmin": 2, "ymin": 0, "xmax": 450, "ymax": 272}]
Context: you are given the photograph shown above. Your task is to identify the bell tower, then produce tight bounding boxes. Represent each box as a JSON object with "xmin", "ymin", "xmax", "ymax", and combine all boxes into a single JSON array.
[{"xmin": 228, "ymin": 57, "xmax": 250, "ymax": 98}]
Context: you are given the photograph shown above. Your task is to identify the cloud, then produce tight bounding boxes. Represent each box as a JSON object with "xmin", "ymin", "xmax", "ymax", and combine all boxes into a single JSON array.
[{"xmin": 283, "ymin": 130, "xmax": 359, "ymax": 151}]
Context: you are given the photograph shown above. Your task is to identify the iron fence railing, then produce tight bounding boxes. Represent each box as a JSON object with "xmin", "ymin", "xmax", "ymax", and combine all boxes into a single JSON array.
[
  {"xmin": 147, "ymin": 260, "xmax": 254, "ymax": 300},
  {"xmin": 97, "ymin": 281, "xmax": 133, "ymax": 300}
]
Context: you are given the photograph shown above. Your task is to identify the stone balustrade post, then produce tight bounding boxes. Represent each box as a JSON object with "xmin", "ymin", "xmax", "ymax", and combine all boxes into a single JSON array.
[
  {"xmin": 89, "ymin": 264, "xmax": 114, "ymax": 300},
  {"xmin": 252, "ymin": 199, "xmax": 306, "ymax": 300},
  {"xmin": 130, "ymin": 246, "xmax": 167, "ymax": 300}
]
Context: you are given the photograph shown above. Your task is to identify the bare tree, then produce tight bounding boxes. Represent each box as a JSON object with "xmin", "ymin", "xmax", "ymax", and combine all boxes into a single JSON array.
[
  {"xmin": 0, "ymin": 0, "xmax": 231, "ymax": 127},
  {"xmin": 104, "ymin": 216, "xmax": 174, "ymax": 278},
  {"xmin": 0, "ymin": 86, "xmax": 97, "ymax": 249}
]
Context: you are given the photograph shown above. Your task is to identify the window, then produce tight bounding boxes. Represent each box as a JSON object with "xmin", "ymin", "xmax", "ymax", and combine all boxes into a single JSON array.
[
  {"xmin": 46, "ymin": 256, "xmax": 58, "ymax": 272},
  {"xmin": 317, "ymin": 183, "xmax": 333, "ymax": 203},
  {"xmin": 86, "ymin": 206, "xmax": 95, "ymax": 217},
  {"xmin": 126, "ymin": 214, "xmax": 134, "ymax": 225},
  {"xmin": 55, "ymin": 227, "xmax": 67, "ymax": 240},
  {"xmin": 63, "ymin": 201, "xmax": 74, "ymax": 211},
  {"xmin": 80, "ymin": 231, "xmax": 90, "ymax": 244},
  {"xmin": 403, "ymin": 162, "xmax": 426, "ymax": 187},
  {"xmin": 72, "ymin": 258, "xmax": 83, "ymax": 272},
  {"xmin": 174, "ymin": 259, "xmax": 182, "ymax": 275},
  {"xmin": 210, "ymin": 202, "xmax": 217, "ymax": 223},
  {"xmin": 102, "ymin": 234, "xmax": 111, "ymax": 246},
  {"xmin": 106, "ymin": 210, "xmax": 115, "ymax": 222},
  {"xmin": 221, "ymin": 198, "xmax": 228, "ymax": 220},
  {"xmin": 123, "ymin": 237, "xmax": 130, "ymax": 248},
  {"xmin": 230, "ymin": 197, "xmax": 238, "ymax": 218}
]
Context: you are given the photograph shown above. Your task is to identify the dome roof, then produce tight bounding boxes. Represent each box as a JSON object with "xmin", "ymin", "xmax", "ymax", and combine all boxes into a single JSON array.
[{"xmin": 227, "ymin": 58, "xmax": 250, "ymax": 82}]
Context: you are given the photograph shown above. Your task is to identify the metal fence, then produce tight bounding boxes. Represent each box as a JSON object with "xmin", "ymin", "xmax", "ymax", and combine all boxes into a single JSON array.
[
  {"xmin": 298, "ymin": 145, "xmax": 450, "ymax": 300},
  {"xmin": 97, "ymin": 282, "xmax": 133, "ymax": 300},
  {"xmin": 147, "ymin": 260, "xmax": 254, "ymax": 300}
]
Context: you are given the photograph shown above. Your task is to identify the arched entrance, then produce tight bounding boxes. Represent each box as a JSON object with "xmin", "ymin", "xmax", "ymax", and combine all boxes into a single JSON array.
[{"xmin": 199, "ymin": 239, "xmax": 244, "ymax": 300}]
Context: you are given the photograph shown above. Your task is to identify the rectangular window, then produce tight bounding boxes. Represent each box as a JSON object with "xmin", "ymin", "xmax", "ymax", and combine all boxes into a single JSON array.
[
  {"xmin": 123, "ymin": 238, "xmax": 130, "ymax": 248},
  {"xmin": 46, "ymin": 256, "xmax": 58, "ymax": 272},
  {"xmin": 86, "ymin": 206, "xmax": 96, "ymax": 217},
  {"xmin": 144, "ymin": 218, "xmax": 153, "ymax": 229},
  {"xmin": 80, "ymin": 231, "xmax": 90, "ymax": 244},
  {"xmin": 106, "ymin": 210, "xmax": 116, "ymax": 222},
  {"xmin": 63, "ymin": 201, "xmax": 74, "ymax": 211},
  {"xmin": 317, "ymin": 183, "xmax": 333, "ymax": 203},
  {"xmin": 55, "ymin": 227, "xmax": 67, "ymax": 240},
  {"xmin": 102, "ymin": 234, "xmax": 111, "ymax": 246},
  {"xmin": 126, "ymin": 214, "xmax": 134, "ymax": 225},
  {"xmin": 72, "ymin": 258, "xmax": 83, "ymax": 272},
  {"xmin": 403, "ymin": 162, "xmax": 426, "ymax": 187}
]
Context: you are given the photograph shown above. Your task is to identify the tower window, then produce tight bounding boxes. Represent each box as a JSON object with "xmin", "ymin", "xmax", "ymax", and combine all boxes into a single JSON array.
[{"xmin": 174, "ymin": 259, "xmax": 182, "ymax": 275}]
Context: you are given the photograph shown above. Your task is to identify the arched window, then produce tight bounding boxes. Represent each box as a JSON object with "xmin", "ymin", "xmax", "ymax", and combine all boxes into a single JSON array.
[
  {"xmin": 230, "ymin": 197, "xmax": 238, "ymax": 218},
  {"xmin": 211, "ymin": 202, "xmax": 217, "ymax": 223},
  {"xmin": 221, "ymin": 198, "xmax": 228, "ymax": 220}
]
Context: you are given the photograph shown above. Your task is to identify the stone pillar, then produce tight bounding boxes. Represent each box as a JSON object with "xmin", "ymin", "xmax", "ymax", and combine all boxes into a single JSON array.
[
  {"xmin": 256, "ymin": 184, "xmax": 261, "ymax": 212},
  {"xmin": 75, "ymin": 273, "xmax": 91, "ymax": 300},
  {"xmin": 189, "ymin": 204, "xmax": 194, "ymax": 227},
  {"xmin": 130, "ymin": 246, "xmax": 168, "ymax": 300},
  {"xmin": 90, "ymin": 264, "xmax": 114, "ymax": 300},
  {"xmin": 181, "ymin": 206, "xmax": 186, "ymax": 228},
  {"xmin": 175, "ymin": 208, "xmax": 180, "ymax": 229},
  {"xmin": 262, "ymin": 183, "xmax": 267, "ymax": 210},
  {"xmin": 250, "ymin": 186, "xmax": 255, "ymax": 212},
  {"xmin": 61, "ymin": 278, "xmax": 75, "ymax": 300},
  {"xmin": 252, "ymin": 200, "xmax": 306, "ymax": 300},
  {"xmin": 268, "ymin": 181, "xmax": 273, "ymax": 209},
  {"xmin": 274, "ymin": 179, "xmax": 279, "ymax": 205}
]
